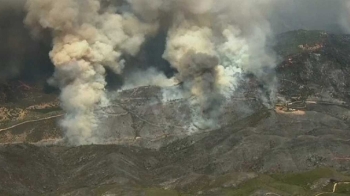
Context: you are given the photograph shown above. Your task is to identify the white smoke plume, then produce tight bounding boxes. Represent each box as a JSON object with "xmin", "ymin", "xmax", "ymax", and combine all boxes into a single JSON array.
[
  {"xmin": 131, "ymin": 0, "xmax": 277, "ymax": 128},
  {"xmin": 121, "ymin": 68, "xmax": 177, "ymax": 90},
  {"xmin": 24, "ymin": 0, "xmax": 158, "ymax": 145},
  {"xmin": 23, "ymin": 0, "xmax": 350, "ymax": 144},
  {"xmin": 23, "ymin": 0, "xmax": 279, "ymax": 142}
]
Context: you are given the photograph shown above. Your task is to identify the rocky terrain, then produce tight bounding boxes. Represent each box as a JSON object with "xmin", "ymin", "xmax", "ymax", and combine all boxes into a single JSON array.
[{"xmin": 1, "ymin": 30, "xmax": 350, "ymax": 195}]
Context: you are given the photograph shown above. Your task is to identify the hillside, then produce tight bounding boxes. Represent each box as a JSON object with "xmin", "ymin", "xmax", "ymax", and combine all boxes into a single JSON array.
[{"xmin": 1, "ymin": 30, "xmax": 350, "ymax": 195}]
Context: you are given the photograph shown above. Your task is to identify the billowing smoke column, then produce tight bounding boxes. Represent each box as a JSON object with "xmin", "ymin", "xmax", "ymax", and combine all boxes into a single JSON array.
[
  {"xmin": 25, "ymin": 0, "xmax": 158, "ymax": 144},
  {"xmin": 24, "ymin": 0, "xmax": 277, "ymax": 144},
  {"xmin": 131, "ymin": 0, "xmax": 276, "ymax": 128}
]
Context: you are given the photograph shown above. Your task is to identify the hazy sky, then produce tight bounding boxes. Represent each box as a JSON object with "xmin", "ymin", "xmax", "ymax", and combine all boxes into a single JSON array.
[
  {"xmin": 270, "ymin": 0, "xmax": 349, "ymax": 34},
  {"xmin": 1, "ymin": 0, "xmax": 349, "ymax": 34}
]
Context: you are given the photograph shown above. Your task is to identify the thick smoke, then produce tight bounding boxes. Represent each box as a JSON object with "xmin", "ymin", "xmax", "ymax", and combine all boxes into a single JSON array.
[
  {"xmin": 20, "ymin": 0, "xmax": 350, "ymax": 144},
  {"xmin": 24, "ymin": 0, "xmax": 158, "ymax": 144},
  {"xmin": 157, "ymin": 0, "xmax": 276, "ymax": 128},
  {"xmin": 22, "ymin": 0, "xmax": 278, "ymax": 142}
]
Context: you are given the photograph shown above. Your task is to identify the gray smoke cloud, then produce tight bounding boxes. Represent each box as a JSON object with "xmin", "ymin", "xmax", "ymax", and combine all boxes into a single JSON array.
[{"xmin": 18, "ymin": 0, "xmax": 350, "ymax": 144}]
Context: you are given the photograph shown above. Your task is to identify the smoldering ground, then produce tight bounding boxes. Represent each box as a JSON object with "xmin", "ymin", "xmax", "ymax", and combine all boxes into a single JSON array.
[{"xmin": 1, "ymin": 0, "xmax": 350, "ymax": 145}]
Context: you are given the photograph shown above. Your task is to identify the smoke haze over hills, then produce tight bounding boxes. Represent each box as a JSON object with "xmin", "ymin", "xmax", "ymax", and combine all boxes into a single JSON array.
[{"xmin": 1, "ymin": 0, "xmax": 350, "ymax": 144}]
